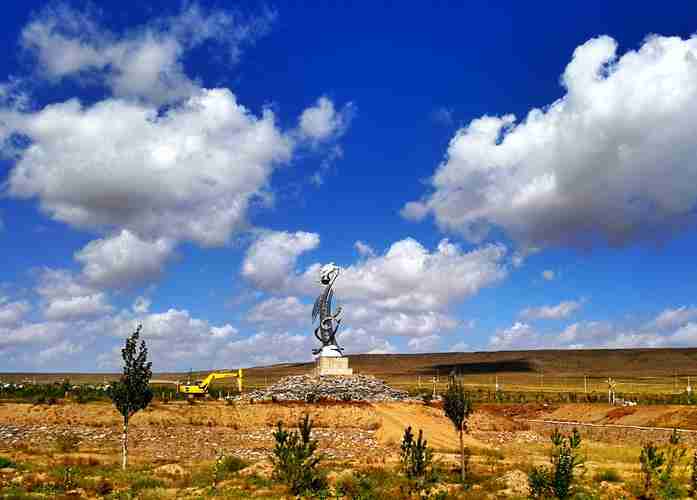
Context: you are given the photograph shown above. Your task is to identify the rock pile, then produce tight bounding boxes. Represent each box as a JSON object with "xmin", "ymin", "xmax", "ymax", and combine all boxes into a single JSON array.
[{"xmin": 243, "ymin": 374, "xmax": 408, "ymax": 402}]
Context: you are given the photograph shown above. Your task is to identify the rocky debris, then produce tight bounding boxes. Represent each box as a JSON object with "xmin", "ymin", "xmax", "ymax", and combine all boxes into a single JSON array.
[
  {"xmin": 154, "ymin": 463, "xmax": 186, "ymax": 477},
  {"xmin": 497, "ymin": 469, "xmax": 529, "ymax": 497},
  {"xmin": 238, "ymin": 460, "xmax": 273, "ymax": 478},
  {"xmin": 243, "ymin": 375, "xmax": 408, "ymax": 402},
  {"xmin": 0, "ymin": 423, "xmax": 385, "ymax": 462}
]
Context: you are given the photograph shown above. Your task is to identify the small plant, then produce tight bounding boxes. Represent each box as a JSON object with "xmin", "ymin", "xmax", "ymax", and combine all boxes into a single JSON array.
[
  {"xmin": 442, "ymin": 376, "xmax": 473, "ymax": 483},
  {"xmin": 593, "ymin": 467, "xmax": 621, "ymax": 483},
  {"xmin": 271, "ymin": 414, "xmax": 327, "ymax": 495},
  {"xmin": 108, "ymin": 324, "xmax": 153, "ymax": 470},
  {"xmin": 640, "ymin": 441, "xmax": 665, "ymax": 499},
  {"xmin": 213, "ymin": 451, "xmax": 248, "ymax": 486},
  {"xmin": 690, "ymin": 450, "xmax": 697, "ymax": 498},
  {"xmin": 399, "ymin": 426, "xmax": 433, "ymax": 480},
  {"xmin": 63, "ymin": 466, "xmax": 76, "ymax": 491},
  {"xmin": 528, "ymin": 427, "xmax": 584, "ymax": 499},
  {"xmin": 0, "ymin": 456, "xmax": 16, "ymax": 468},
  {"xmin": 55, "ymin": 432, "xmax": 80, "ymax": 453}
]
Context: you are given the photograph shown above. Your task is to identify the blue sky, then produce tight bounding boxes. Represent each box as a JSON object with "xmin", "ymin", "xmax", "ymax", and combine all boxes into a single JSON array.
[{"xmin": 2, "ymin": 1, "xmax": 697, "ymax": 371}]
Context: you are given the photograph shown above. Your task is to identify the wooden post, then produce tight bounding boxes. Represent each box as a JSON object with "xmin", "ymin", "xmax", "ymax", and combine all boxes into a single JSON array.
[{"xmin": 584, "ymin": 375, "xmax": 587, "ymax": 394}]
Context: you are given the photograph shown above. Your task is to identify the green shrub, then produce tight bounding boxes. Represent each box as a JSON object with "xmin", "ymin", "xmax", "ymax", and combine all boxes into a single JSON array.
[
  {"xmin": 271, "ymin": 414, "xmax": 327, "ymax": 496},
  {"xmin": 528, "ymin": 428, "xmax": 584, "ymax": 499},
  {"xmin": 638, "ymin": 432, "xmax": 688, "ymax": 499},
  {"xmin": 399, "ymin": 426, "xmax": 432, "ymax": 480},
  {"xmin": 690, "ymin": 450, "xmax": 697, "ymax": 497},
  {"xmin": 130, "ymin": 476, "xmax": 166, "ymax": 492},
  {"xmin": 593, "ymin": 468, "xmax": 621, "ymax": 483},
  {"xmin": 0, "ymin": 456, "xmax": 16, "ymax": 468},
  {"xmin": 335, "ymin": 471, "xmax": 380, "ymax": 500},
  {"xmin": 640, "ymin": 441, "xmax": 665, "ymax": 498}
]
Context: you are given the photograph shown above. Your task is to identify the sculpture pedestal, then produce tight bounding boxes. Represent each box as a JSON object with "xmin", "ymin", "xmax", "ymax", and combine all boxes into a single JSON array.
[{"xmin": 315, "ymin": 356, "xmax": 353, "ymax": 376}]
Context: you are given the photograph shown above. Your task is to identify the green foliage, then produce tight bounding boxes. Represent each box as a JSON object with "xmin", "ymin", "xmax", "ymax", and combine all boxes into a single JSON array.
[
  {"xmin": 335, "ymin": 471, "xmax": 381, "ymax": 500},
  {"xmin": 399, "ymin": 426, "xmax": 433, "ymax": 480},
  {"xmin": 640, "ymin": 442, "xmax": 665, "ymax": 498},
  {"xmin": 213, "ymin": 451, "xmax": 248, "ymax": 486},
  {"xmin": 130, "ymin": 476, "xmax": 165, "ymax": 492},
  {"xmin": 592, "ymin": 468, "xmax": 621, "ymax": 483},
  {"xmin": 108, "ymin": 325, "xmax": 153, "ymax": 422},
  {"xmin": 0, "ymin": 456, "xmax": 15, "ymax": 468},
  {"xmin": 271, "ymin": 414, "xmax": 327, "ymax": 495},
  {"xmin": 442, "ymin": 378, "xmax": 473, "ymax": 433},
  {"xmin": 528, "ymin": 428, "xmax": 584, "ymax": 499},
  {"xmin": 421, "ymin": 391, "xmax": 433, "ymax": 406},
  {"xmin": 690, "ymin": 450, "xmax": 697, "ymax": 498},
  {"xmin": 639, "ymin": 433, "xmax": 687, "ymax": 499},
  {"xmin": 443, "ymin": 376, "xmax": 473, "ymax": 483}
]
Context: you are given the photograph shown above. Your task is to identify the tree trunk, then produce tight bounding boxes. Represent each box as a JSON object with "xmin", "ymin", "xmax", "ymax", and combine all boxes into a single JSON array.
[
  {"xmin": 122, "ymin": 417, "xmax": 129, "ymax": 470},
  {"xmin": 459, "ymin": 426, "xmax": 465, "ymax": 483}
]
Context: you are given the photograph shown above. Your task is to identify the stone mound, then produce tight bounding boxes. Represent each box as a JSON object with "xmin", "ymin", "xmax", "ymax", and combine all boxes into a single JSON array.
[{"xmin": 243, "ymin": 374, "xmax": 408, "ymax": 402}]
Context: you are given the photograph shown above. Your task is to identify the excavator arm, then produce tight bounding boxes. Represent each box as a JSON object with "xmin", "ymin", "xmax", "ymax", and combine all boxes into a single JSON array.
[{"xmin": 178, "ymin": 369, "xmax": 243, "ymax": 396}]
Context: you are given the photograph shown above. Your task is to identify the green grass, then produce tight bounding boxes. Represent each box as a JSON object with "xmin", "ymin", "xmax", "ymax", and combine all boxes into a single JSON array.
[{"xmin": 593, "ymin": 467, "xmax": 622, "ymax": 483}]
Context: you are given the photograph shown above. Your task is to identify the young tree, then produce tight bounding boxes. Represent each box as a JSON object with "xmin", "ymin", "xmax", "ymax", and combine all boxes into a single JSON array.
[
  {"xmin": 108, "ymin": 324, "xmax": 153, "ymax": 470},
  {"xmin": 442, "ymin": 376, "xmax": 473, "ymax": 483}
]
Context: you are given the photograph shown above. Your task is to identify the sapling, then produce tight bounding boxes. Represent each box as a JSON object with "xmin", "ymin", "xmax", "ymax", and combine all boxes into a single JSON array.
[{"xmin": 108, "ymin": 325, "xmax": 153, "ymax": 470}]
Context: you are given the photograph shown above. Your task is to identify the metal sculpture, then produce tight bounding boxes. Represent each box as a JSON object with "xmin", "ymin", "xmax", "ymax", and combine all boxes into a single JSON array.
[{"xmin": 312, "ymin": 263, "xmax": 343, "ymax": 356}]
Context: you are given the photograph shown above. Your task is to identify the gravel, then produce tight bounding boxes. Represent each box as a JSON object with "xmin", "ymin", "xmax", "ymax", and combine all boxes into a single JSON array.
[{"xmin": 242, "ymin": 374, "xmax": 409, "ymax": 402}]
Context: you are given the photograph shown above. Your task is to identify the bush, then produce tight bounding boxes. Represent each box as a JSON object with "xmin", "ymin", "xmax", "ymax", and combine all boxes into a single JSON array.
[
  {"xmin": 271, "ymin": 414, "xmax": 327, "ymax": 496},
  {"xmin": 593, "ymin": 468, "xmax": 621, "ymax": 483},
  {"xmin": 399, "ymin": 426, "xmax": 432, "ymax": 480},
  {"xmin": 690, "ymin": 450, "xmax": 697, "ymax": 497},
  {"xmin": 528, "ymin": 428, "xmax": 584, "ymax": 499},
  {"xmin": 0, "ymin": 456, "xmax": 16, "ymax": 468},
  {"xmin": 55, "ymin": 432, "xmax": 80, "ymax": 453},
  {"xmin": 639, "ymin": 432, "xmax": 688, "ymax": 499}
]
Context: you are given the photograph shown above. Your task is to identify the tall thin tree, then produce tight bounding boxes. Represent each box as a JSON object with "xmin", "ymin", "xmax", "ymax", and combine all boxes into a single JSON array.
[
  {"xmin": 443, "ymin": 376, "xmax": 473, "ymax": 483},
  {"xmin": 108, "ymin": 324, "xmax": 153, "ymax": 470}
]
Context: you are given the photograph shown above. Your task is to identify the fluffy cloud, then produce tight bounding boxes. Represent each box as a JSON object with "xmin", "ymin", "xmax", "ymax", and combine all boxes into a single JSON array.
[
  {"xmin": 35, "ymin": 268, "xmax": 96, "ymax": 301},
  {"xmin": 407, "ymin": 334, "xmax": 441, "ymax": 353},
  {"xmin": 354, "ymin": 240, "xmax": 375, "ymax": 257},
  {"xmin": 334, "ymin": 238, "xmax": 507, "ymax": 312},
  {"xmin": 405, "ymin": 34, "xmax": 697, "ymax": 248},
  {"xmin": 75, "ymin": 230, "xmax": 175, "ymax": 289},
  {"xmin": 43, "ymin": 293, "xmax": 113, "ymax": 321},
  {"xmin": 242, "ymin": 235, "xmax": 506, "ymax": 346},
  {"xmin": 246, "ymin": 296, "xmax": 310, "ymax": 326},
  {"xmin": 521, "ymin": 300, "xmax": 582, "ymax": 320},
  {"xmin": 489, "ymin": 322, "xmax": 537, "ymax": 350},
  {"xmin": 7, "ymin": 89, "xmax": 293, "ymax": 247},
  {"xmin": 651, "ymin": 306, "xmax": 697, "ymax": 330},
  {"xmin": 299, "ymin": 96, "xmax": 354, "ymax": 141},
  {"xmin": 21, "ymin": 3, "xmax": 275, "ymax": 105},
  {"xmin": 0, "ymin": 301, "xmax": 31, "ymax": 326},
  {"xmin": 241, "ymin": 231, "xmax": 320, "ymax": 291}
]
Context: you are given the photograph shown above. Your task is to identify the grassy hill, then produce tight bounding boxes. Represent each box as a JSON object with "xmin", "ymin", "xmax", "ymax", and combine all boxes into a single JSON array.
[{"xmin": 4, "ymin": 348, "xmax": 697, "ymax": 394}]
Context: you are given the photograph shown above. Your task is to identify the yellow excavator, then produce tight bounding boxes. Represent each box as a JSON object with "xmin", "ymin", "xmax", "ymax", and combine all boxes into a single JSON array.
[{"xmin": 177, "ymin": 369, "xmax": 243, "ymax": 397}]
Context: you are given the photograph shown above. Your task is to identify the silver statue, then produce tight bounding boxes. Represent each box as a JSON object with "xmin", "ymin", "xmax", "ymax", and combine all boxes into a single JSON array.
[{"xmin": 312, "ymin": 263, "xmax": 343, "ymax": 356}]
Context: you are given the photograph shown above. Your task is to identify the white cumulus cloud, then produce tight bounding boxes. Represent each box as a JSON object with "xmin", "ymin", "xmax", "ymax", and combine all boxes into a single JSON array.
[
  {"xmin": 521, "ymin": 300, "xmax": 582, "ymax": 320},
  {"xmin": 75, "ymin": 230, "xmax": 175, "ymax": 289},
  {"xmin": 405, "ymin": 34, "xmax": 697, "ymax": 248}
]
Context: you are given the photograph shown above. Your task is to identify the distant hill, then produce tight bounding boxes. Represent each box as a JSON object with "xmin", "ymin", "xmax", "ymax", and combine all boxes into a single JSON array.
[{"xmin": 4, "ymin": 348, "xmax": 697, "ymax": 384}]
